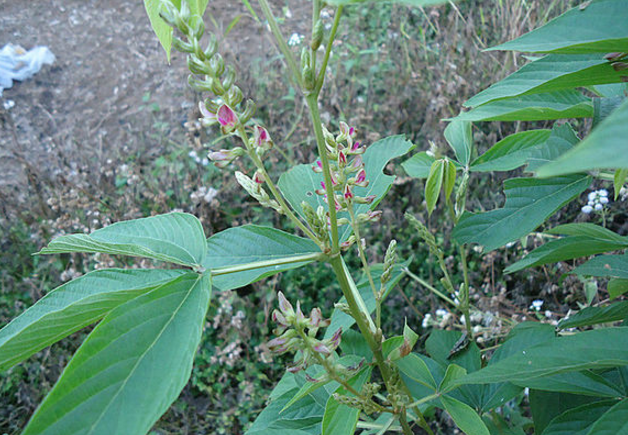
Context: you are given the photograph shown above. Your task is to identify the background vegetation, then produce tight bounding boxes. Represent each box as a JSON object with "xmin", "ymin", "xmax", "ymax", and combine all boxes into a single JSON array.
[{"xmin": 3, "ymin": 0, "xmax": 621, "ymax": 433}]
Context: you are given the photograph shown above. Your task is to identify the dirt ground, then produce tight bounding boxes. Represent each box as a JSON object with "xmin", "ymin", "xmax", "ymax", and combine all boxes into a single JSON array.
[{"xmin": 0, "ymin": 0, "xmax": 309, "ymax": 212}]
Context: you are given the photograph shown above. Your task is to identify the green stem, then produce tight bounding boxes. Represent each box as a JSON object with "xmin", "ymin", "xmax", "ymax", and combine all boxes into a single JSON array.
[
  {"xmin": 348, "ymin": 203, "xmax": 380, "ymax": 327},
  {"xmin": 402, "ymin": 267, "xmax": 457, "ymax": 307},
  {"xmin": 306, "ymin": 95, "xmax": 340, "ymax": 252},
  {"xmin": 311, "ymin": 0, "xmax": 320, "ymax": 74},
  {"xmin": 257, "ymin": 0, "xmax": 303, "ymax": 88},
  {"xmin": 236, "ymin": 126, "xmax": 321, "ymax": 246},
  {"xmin": 211, "ymin": 252, "xmax": 326, "ymax": 276},
  {"xmin": 315, "ymin": 6, "xmax": 343, "ymax": 96},
  {"xmin": 399, "ymin": 412, "xmax": 415, "ymax": 435},
  {"xmin": 458, "ymin": 245, "xmax": 472, "ymax": 336}
]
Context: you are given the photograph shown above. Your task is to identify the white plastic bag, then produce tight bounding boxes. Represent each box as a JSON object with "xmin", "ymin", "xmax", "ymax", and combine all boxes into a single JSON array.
[{"xmin": 0, "ymin": 44, "xmax": 55, "ymax": 96}]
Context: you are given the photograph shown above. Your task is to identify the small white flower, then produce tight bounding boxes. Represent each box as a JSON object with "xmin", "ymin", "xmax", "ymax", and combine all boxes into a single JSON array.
[
  {"xmin": 581, "ymin": 205, "xmax": 593, "ymax": 214},
  {"xmin": 594, "ymin": 203, "xmax": 603, "ymax": 211},
  {"xmin": 598, "ymin": 189, "xmax": 608, "ymax": 197},
  {"xmin": 287, "ymin": 33, "xmax": 304, "ymax": 46},
  {"xmin": 599, "ymin": 196, "xmax": 609, "ymax": 205},
  {"xmin": 530, "ymin": 299, "xmax": 544, "ymax": 311},
  {"xmin": 588, "ymin": 191, "xmax": 597, "ymax": 201}
]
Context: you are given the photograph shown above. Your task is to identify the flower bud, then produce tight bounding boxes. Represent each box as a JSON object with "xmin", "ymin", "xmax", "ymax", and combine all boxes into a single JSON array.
[
  {"xmin": 313, "ymin": 341, "xmax": 331, "ymax": 356},
  {"xmin": 187, "ymin": 55, "xmax": 211, "ymax": 75},
  {"xmin": 217, "ymin": 104, "xmax": 238, "ymax": 128},
  {"xmin": 222, "ymin": 65, "xmax": 237, "ymax": 91},
  {"xmin": 354, "ymin": 195, "xmax": 376, "ymax": 205},
  {"xmin": 226, "ymin": 85, "xmax": 244, "ymax": 107},
  {"xmin": 312, "ymin": 160, "xmax": 324, "ymax": 173},
  {"xmin": 357, "ymin": 210, "xmax": 382, "ymax": 223},
  {"xmin": 311, "ymin": 20, "xmax": 324, "ymax": 50},
  {"xmin": 239, "ymin": 99, "xmax": 256, "ymax": 124},
  {"xmin": 310, "ymin": 307, "xmax": 323, "ymax": 328},
  {"xmin": 254, "ymin": 126, "xmax": 273, "ymax": 150},
  {"xmin": 277, "ymin": 291, "xmax": 295, "ymax": 318},
  {"xmin": 302, "ymin": 65, "xmax": 315, "ymax": 91},
  {"xmin": 188, "ymin": 75, "xmax": 213, "ymax": 92},
  {"xmin": 209, "ymin": 53, "xmax": 225, "ymax": 77},
  {"xmin": 344, "ymin": 184, "xmax": 353, "ymax": 201},
  {"xmin": 338, "ymin": 151, "xmax": 347, "ymax": 168}
]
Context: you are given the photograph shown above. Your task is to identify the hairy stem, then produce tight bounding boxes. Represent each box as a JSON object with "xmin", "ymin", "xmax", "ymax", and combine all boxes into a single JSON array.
[
  {"xmin": 306, "ymin": 95, "xmax": 340, "ymax": 252},
  {"xmin": 236, "ymin": 126, "xmax": 321, "ymax": 246},
  {"xmin": 315, "ymin": 6, "xmax": 343, "ymax": 96},
  {"xmin": 211, "ymin": 252, "xmax": 326, "ymax": 276},
  {"xmin": 257, "ymin": 0, "xmax": 303, "ymax": 88},
  {"xmin": 348, "ymin": 203, "xmax": 380, "ymax": 327}
]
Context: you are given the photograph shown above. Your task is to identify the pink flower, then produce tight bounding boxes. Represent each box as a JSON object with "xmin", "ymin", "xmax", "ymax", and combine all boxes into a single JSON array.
[
  {"xmin": 254, "ymin": 126, "xmax": 273, "ymax": 149},
  {"xmin": 312, "ymin": 160, "xmax": 323, "ymax": 173},
  {"xmin": 217, "ymin": 105, "xmax": 238, "ymax": 128},
  {"xmin": 344, "ymin": 185, "xmax": 353, "ymax": 200},
  {"xmin": 338, "ymin": 151, "xmax": 347, "ymax": 167},
  {"xmin": 356, "ymin": 169, "xmax": 367, "ymax": 184}
]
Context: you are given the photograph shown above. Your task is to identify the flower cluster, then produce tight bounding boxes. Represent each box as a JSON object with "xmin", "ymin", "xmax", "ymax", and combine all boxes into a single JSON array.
[
  {"xmin": 581, "ymin": 189, "xmax": 609, "ymax": 214},
  {"xmin": 267, "ymin": 292, "xmax": 342, "ymax": 374},
  {"xmin": 311, "ymin": 123, "xmax": 380, "ymax": 241}
]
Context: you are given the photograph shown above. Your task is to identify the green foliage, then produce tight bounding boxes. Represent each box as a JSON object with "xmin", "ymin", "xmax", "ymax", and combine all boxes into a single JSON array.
[{"xmin": 453, "ymin": 175, "xmax": 590, "ymax": 250}]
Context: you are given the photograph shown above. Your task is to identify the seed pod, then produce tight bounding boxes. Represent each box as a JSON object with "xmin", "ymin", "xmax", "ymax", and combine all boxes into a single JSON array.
[
  {"xmin": 204, "ymin": 34, "xmax": 218, "ymax": 59},
  {"xmin": 187, "ymin": 75, "xmax": 212, "ymax": 92},
  {"xmin": 311, "ymin": 19, "xmax": 324, "ymax": 51},
  {"xmin": 302, "ymin": 65, "xmax": 315, "ymax": 91},
  {"xmin": 239, "ymin": 99, "xmax": 257, "ymax": 124},
  {"xmin": 221, "ymin": 65, "xmax": 237, "ymax": 92},
  {"xmin": 209, "ymin": 53, "xmax": 225, "ymax": 77},
  {"xmin": 187, "ymin": 55, "xmax": 210, "ymax": 75},
  {"xmin": 300, "ymin": 47, "xmax": 312, "ymax": 71},
  {"xmin": 173, "ymin": 37, "xmax": 194, "ymax": 53}
]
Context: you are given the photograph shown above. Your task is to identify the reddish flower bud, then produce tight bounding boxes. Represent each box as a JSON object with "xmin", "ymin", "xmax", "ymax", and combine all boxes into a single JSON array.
[
  {"xmin": 305, "ymin": 374, "xmax": 320, "ymax": 383},
  {"xmin": 254, "ymin": 126, "xmax": 273, "ymax": 149},
  {"xmin": 313, "ymin": 342, "xmax": 331, "ymax": 356},
  {"xmin": 356, "ymin": 169, "xmax": 367, "ymax": 184},
  {"xmin": 312, "ymin": 160, "xmax": 323, "ymax": 173},
  {"xmin": 217, "ymin": 104, "xmax": 238, "ymax": 128},
  {"xmin": 310, "ymin": 308, "xmax": 323, "ymax": 327},
  {"xmin": 338, "ymin": 151, "xmax": 347, "ymax": 168},
  {"xmin": 344, "ymin": 184, "xmax": 353, "ymax": 200},
  {"xmin": 272, "ymin": 309, "xmax": 289, "ymax": 327},
  {"xmin": 277, "ymin": 291, "xmax": 294, "ymax": 317},
  {"xmin": 199, "ymin": 101, "xmax": 217, "ymax": 122},
  {"xmin": 349, "ymin": 156, "xmax": 363, "ymax": 171},
  {"xmin": 253, "ymin": 170, "xmax": 265, "ymax": 184},
  {"xmin": 329, "ymin": 327, "xmax": 342, "ymax": 350}
]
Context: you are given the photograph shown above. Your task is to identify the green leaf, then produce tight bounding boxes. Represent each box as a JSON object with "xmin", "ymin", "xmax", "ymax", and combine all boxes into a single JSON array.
[
  {"xmin": 441, "ymin": 395, "xmax": 490, "ymax": 435},
  {"xmin": 558, "ymin": 301, "xmax": 628, "ymax": 329},
  {"xmin": 425, "ymin": 159, "xmax": 445, "ymax": 215},
  {"xmin": 443, "ymin": 159, "xmax": 457, "ymax": 199},
  {"xmin": 585, "ymin": 398, "xmax": 628, "ymax": 434},
  {"xmin": 542, "ymin": 400, "xmax": 617, "ymax": 435},
  {"xmin": 537, "ymin": 98, "xmax": 628, "ymax": 177},
  {"xmin": 453, "ymin": 175, "xmax": 590, "ymax": 251},
  {"xmin": 280, "ymin": 355, "xmax": 364, "ymax": 413},
  {"xmin": 506, "ymin": 224, "xmax": 628, "ymax": 273},
  {"xmin": 0, "ymin": 269, "xmax": 185, "ymax": 371},
  {"xmin": 471, "ymin": 130, "xmax": 552, "ymax": 172},
  {"xmin": 203, "ymin": 225, "xmax": 321, "ymax": 291},
  {"xmin": 517, "ymin": 370, "xmax": 624, "ymax": 397},
  {"xmin": 465, "ymin": 54, "xmax": 626, "ymax": 108},
  {"xmin": 187, "ymin": 0, "xmax": 210, "ymax": 16},
  {"xmin": 321, "ymin": 367, "xmax": 372, "ymax": 435},
  {"xmin": 573, "ymin": 253, "xmax": 628, "ymax": 279},
  {"xmin": 278, "ymin": 135, "xmax": 414, "ymax": 242},
  {"xmin": 452, "ymin": 91, "xmax": 593, "ymax": 122},
  {"xmin": 247, "ymin": 374, "xmax": 326, "ymax": 434},
  {"xmin": 440, "ymin": 364, "xmax": 467, "ymax": 394},
  {"xmin": 144, "ymin": 0, "xmax": 177, "ymax": 62},
  {"xmin": 488, "ymin": 0, "xmax": 628, "ymax": 54},
  {"xmin": 457, "ymin": 327, "xmax": 628, "ymax": 385},
  {"xmin": 40, "ymin": 212, "xmax": 207, "ymax": 268},
  {"xmin": 530, "ymin": 390, "xmax": 600, "ymax": 435},
  {"xmin": 402, "ymin": 151, "xmax": 436, "ymax": 179},
  {"xmin": 547, "ymin": 222, "xmax": 628, "ymax": 240},
  {"xmin": 396, "ymin": 353, "xmax": 438, "ymax": 390},
  {"xmin": 326, "ymin": 0, "xmax": 450, "ymax": 6},
  {"xmin": 444, "ymin": 121, "xmax": 473, "ymax": 167},
  {"xmin": 23, "ymin": 273, "xmax": 211, "ymax": 435},
  {"xmin": 593, "ymin": 96, "xmax": 626, "ymax": 127},
  {"xmin": 614, "ymin": 168, "xmax": 628, "ymax": 200},
  {"xmin": 609, "ymin": 278, "xmax": 628, "ymax": 299},
  {"xmin": 471, "ymin": 123, "xmax": 578, "ymax": 174},
  {"xmin": 325, "ymin": 259, "xmax": 410, "ymax": 339}
]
